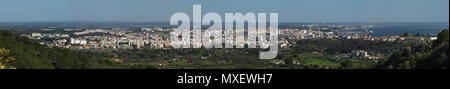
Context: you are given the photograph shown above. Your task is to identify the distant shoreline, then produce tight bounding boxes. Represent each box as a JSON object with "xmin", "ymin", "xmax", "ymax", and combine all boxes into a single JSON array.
[{"xmin": 0, "ymin": 21, "xmax": 448, "ymax": 24}]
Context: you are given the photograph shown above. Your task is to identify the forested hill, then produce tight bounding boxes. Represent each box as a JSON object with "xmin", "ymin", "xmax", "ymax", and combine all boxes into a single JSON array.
[
  {"xmin": 0, "ymin": 30, "xmax": 123, "ymax": 69},
  {"xmin": 380, "ymin": 29, "xmax": 449, "ymax": 69}
]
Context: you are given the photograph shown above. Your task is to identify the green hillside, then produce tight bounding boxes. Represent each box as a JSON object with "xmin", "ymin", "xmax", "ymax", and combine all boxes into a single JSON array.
[
  {"xmin": 380, "ymin": 30, "xmax": 449, "ymax": 69},
  {"xmin": 0, "ymin": 30, "xmax": 123, "ymax": 69}
]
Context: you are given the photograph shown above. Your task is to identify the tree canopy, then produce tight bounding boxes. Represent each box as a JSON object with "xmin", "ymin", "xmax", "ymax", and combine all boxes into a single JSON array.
[
  {"xmin": 380, "ymin": 29, "xmax": 449, "ymax": 69},
  {"xmin": 0, "ymin": 30, "xmax": 124, "ymax": 69}
]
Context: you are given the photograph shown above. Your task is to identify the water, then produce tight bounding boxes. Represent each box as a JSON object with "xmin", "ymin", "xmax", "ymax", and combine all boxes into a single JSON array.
[
  {"xmin": 354, "ymin": 22, "xmax": 449, "ymax": 37},
  {"xmin": 2, "ymin": 22, "xmax": 449, "ymax": 37}
]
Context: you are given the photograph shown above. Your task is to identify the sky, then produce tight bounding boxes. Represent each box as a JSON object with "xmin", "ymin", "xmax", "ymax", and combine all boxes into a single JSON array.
[{"xmin": 0, "ymin": 0, "xmax": 448, "ymax": 22}]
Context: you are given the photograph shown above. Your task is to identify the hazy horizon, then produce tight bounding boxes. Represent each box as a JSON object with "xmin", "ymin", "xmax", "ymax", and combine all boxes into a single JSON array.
[{"xmin": 1, "ymin": 0, "xmax": 449, "ymax": 22}]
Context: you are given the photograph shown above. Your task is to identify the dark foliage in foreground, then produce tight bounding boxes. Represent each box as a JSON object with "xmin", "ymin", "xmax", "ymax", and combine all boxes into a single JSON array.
[{"xmin": 0, "ymin": 30, "xmax": 124, "ymax": 69}]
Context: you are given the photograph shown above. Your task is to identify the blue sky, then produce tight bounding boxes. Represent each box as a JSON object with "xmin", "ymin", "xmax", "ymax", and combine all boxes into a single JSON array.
[{"xmin": 0, "ymin": 0, "xmax": 448, "ymax": 22}]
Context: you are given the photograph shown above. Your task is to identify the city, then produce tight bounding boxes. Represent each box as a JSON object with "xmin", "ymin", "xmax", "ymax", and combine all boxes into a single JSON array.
[
  {"xmin": 1, "ymin": 22, "xmax": 443, "ymax": 69},
  {"xmin": 0, "ymin": 0, "xmax": 448, "ymax": 88},
  {"xmin": 19, "ymin": 24, "xmax": 434, "ymax": 50},
  {"xmin": 0, "ymin": 0, "xmax": 447, "ymax": 70}
]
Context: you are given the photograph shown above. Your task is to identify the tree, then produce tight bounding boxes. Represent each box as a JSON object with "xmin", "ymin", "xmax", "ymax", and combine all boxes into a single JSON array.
[
  {"xmin": 0, "ymin": 48, "xmax": 16, "ymax": 69},
  {"xmin": 1, "ymin": 30, "xmax": 125, "ymax": 69},
  {"xmin": 433, "ymin": 29, "xmax": 449, "ymax": 48},
  {"xmin": 380, "ymin": 29, "xmax": 449, "ymax": 69}
]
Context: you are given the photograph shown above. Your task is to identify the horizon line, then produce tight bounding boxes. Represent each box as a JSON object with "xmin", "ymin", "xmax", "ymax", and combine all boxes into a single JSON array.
[{"xmin": 0, "ymin": 21, "xmax": 449, "ymax": 23}]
